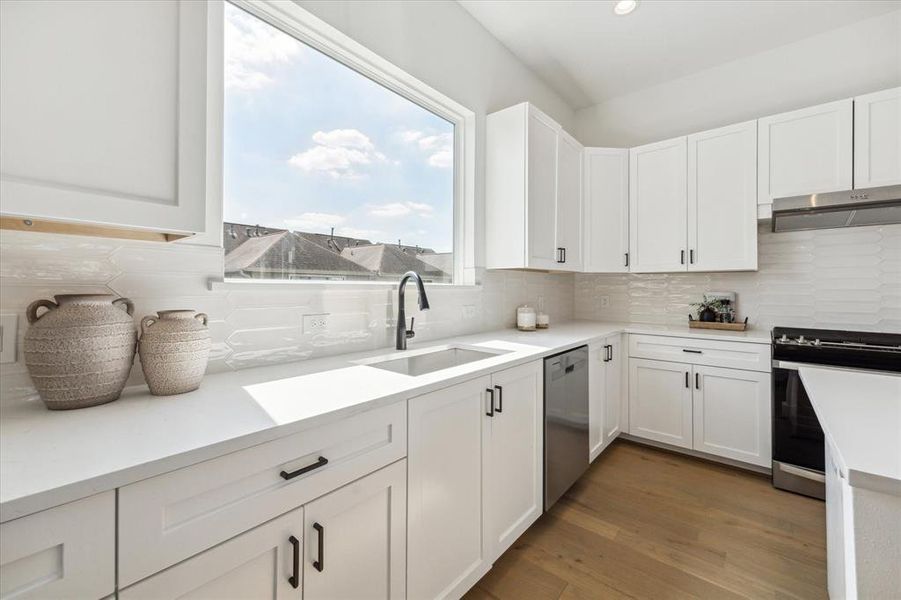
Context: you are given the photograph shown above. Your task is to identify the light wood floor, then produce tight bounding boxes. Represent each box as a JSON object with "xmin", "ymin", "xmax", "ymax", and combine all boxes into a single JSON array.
[{"xmin": 465, "ymin": 440, "xmax": 827, "ymax": 600}]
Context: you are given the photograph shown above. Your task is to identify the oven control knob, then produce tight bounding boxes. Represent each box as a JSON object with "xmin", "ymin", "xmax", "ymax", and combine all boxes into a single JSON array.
[
  {"xmin": 813, "ymin": 338, "xmax": 821, "ymax": 346},
  {"xmin": 798, "ymin": 335, "xmax": 806, "ymax": 344},
  {"xmin": 779, "ymin": 334, "xmax": 788, "ymax": 343}
]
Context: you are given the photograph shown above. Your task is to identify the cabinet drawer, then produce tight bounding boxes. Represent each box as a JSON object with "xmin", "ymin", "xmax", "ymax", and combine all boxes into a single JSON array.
[
  {"xmin": 0, "ymin": 492, "xmax": 114, "ymax": 600},
  {"xmin": 629, "ymin": 334, "xmax": 770, "ymax": 372},
  {"xmin": 119, "ymin": 401, "xmax": 406, "ymax": 587}
]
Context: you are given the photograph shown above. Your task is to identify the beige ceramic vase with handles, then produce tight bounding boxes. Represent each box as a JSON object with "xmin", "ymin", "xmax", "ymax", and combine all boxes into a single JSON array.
[
  {"xmin": 138, "ymin": 310, "xmax": 211, "ymax": 396},
  {"xmin": 23, "ymin": 294, "xmax": 137, "ymax": 410}
]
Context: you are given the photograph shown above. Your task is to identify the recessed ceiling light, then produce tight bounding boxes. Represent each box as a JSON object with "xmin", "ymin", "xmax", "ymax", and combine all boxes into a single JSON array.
[{"xmin": 613, "ymin": 0, "xmax": 638, "ymax": 16}]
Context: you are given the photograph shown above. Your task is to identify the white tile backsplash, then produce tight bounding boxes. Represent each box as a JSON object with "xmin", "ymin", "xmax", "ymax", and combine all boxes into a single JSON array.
[
  {"xmin": 576, "ymin": 223, "xmax": 901, "ymax": 333},
  {"xmin": 0, "ymin": 230, "xmax": 574, "ymax": 406}
]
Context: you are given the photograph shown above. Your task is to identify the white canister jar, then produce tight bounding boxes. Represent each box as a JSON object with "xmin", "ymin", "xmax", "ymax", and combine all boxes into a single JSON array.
[
  {"xmin": 516, "ymin": 305, "xmax": 537, "ymax": 331},
  {"xmin": 537, "ymin": 313, "xmax": 550, "ymax": 329}
]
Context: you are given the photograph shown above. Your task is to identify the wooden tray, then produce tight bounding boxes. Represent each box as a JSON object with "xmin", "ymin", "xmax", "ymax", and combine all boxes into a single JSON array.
[{"xmin": 688, "ymin": 320, "xmax": 748, "ymax": 331}]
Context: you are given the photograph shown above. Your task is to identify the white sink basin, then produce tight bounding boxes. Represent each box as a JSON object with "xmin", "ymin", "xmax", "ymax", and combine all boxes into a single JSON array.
[{"xmin": 358, "ymin": 345, "xmax": 510, "ymax": 377}]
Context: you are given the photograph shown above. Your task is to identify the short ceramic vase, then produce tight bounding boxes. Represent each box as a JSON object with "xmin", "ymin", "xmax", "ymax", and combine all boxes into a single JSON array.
[
  {"xmin": 138, "ymin": 310, "xmax": 211, "ymax": 396},
  {"xmin": 24, "ymin": 294, "xmax": 137, "ymax": 410}
]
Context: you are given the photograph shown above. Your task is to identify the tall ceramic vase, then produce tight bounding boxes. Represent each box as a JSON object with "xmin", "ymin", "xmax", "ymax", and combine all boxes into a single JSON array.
[
  {"xmin": 138, "ymin": 310, "xmax": 211, "ymax": 396},
  {"xmin": 24, "ymin": 294, "xmax": 137, "ymax": 410}
]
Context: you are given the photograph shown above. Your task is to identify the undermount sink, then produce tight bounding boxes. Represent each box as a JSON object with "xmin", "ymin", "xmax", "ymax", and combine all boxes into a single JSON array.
[{"xmin": 359, "ymin": 345, "xmax": 509, "ymax": 377}]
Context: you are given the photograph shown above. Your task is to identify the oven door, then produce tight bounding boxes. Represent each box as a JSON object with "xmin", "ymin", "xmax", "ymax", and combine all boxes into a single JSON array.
[{"xmin": 772, "ymin": 362, "xmax": 826, "ymax": 498}]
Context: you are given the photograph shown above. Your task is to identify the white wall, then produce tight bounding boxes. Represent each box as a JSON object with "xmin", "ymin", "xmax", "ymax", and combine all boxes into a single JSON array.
[
  {"xmin": 575, "ymin": 10, "xmax": 901, "ymax": 147},
  {"xmin": 0, "ymin": 0, "xmax": 577, "ymax": 407}
]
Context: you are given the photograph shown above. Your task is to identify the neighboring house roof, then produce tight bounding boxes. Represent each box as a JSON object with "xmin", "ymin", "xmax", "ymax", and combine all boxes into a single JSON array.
[
  {"xmin": 417, "ymin": 252, "xmax": 453, "ymax": 274},
  {"xmin": 225, "ymin": 231, "xmax": 374, "ymax": 277},
  {"xmin": 340, "ymin": 244, "xmax": 450, "ymax": 281},
  {"xmin": 295, "ymin": 231, "xmax": 372, "ymax": 254},
  {"xmin": 223, "ymin": 223, "xmax": 286, "ymax": 255}
]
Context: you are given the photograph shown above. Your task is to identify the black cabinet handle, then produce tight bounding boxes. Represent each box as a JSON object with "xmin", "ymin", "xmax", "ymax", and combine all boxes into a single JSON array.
[
  {"xmin": 690, "ymin": 249, "xmax": 695, "ymax": 264},
  {"xmin": 486, "ymin": 388, "xmax": 495, "ymax": 417},
  {"xmin": 280, "ymin": 456, "xmax": 328, "ymax": 480},
  {"xmin": 288, "ymin": 535, "xmax": 300, "ymax": 588},
  {"xmin": 608, "ymin": 344, "xmax": 613, "ymax": 362},
  {"xmin": 556, "ymin": 248, "xmax": 565, "ymax": 263},
  {"xmin": 562, "ymin": 247, "xmax": 566, "ymax": 263},
  {"xmin": 680, "ymin": 250, "xmax": 685, "ymax": 265},
  {"xmin": 695, "ymin": 372, "xmax": 700, "ymax": 390},
  {"xmin": 624, "ymin": 253, "xmax": 629, "ymax": 268},
  {"xmin": 313, "ymin": 522, "xmax": 324, "ymax": 572},
  {"xmin": 685, "ymin": 372, "xmax": 689, "ymax": 388},
  {"xmin": 682, "ymin": 349, "xmax": 702, "ymax": 354},
  {"xmin": 494, "ymin": 385, "xmax": 503, "ymax": 413}
]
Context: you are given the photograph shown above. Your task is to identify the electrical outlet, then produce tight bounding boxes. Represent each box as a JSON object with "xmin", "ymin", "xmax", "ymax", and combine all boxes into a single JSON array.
[
  {"xmin": 600, "ymin": 296, "xmax": 611, "ymax": 308},
  {"xmin": 303, "ymin": 313, "xmax": 328, "ymax": 333},
  {"xmin": 0, "ymin": 314, "xmax": 18, "ymax": 363}
]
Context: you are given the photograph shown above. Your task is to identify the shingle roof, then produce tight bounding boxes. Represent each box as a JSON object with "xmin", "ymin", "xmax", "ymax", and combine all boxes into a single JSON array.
[
  {"xmin": 223, "ymin": 223, "xmax": 286, "ymax": 255},
  {"xmin": 225, "ymin": 231, "xmax": 374, "ymax": 277},
  {"xmin": 340, "ymin": 244, "xmax": 450, "ymax": 281}
]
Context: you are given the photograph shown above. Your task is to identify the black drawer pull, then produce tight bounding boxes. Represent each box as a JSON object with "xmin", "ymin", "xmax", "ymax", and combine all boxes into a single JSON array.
[
  {"xmin": 313, "ymin": 522, "xmax": 324, "ymax": 572},
  {"xmin": 288, "ymin": 535, "xmax": 300, "ymax": 588},
  {"xmin": 682, "ymin": 349, "xmax": 702, "ymax": 354},
  {"xmin": 494, "ymin": 385, "xmax": 503, "ymax": 413},
  {"xmin": 280, "ymin": 456, "xmax": 328, "ymax": 480}
]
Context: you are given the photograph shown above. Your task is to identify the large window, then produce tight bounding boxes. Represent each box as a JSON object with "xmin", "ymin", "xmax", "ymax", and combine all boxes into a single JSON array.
[{"xmin": 223, "ymin": 2, "xmax": 456, "ymax": 283}]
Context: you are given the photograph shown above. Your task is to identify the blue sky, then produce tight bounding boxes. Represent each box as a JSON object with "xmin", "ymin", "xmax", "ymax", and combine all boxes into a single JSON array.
[{"xmin": 223, "ymin": 3, "xmax": 454, "ymax": 252}]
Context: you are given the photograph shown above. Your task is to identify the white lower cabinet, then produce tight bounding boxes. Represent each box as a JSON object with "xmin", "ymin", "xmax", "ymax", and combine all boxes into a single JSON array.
[
  {"xmin": 589, "ymin": 334, "xmax": 624, "ymax": 461},
  {"xmin": 0, "ymin": 491, "xmax": 115, "ymax": 600},
  {"xmin": 629, "ymin": 358, "xmax": 693, "ymax": 449},
  {"xmin": 303, "ymin": 460, "xmax": 406, "ymax": 600},
  {"xmin": 120, "ymin": 506, "xmax": 304, "ymax": 600},
  {"xmin": 825, "ymin": 439, "xmax": 852, "ymax": 600},
  {"xmin": 691, "ymin": 366, "xmax": 771, "ymax": 467},
  {"xmin": 483, "ymin": 361, "xmax": 543, "ymax": 562},
  {"xmin": 408, "ymin": 361, "xmax": 543, "ymax": 600},
  {"xmin": 408, "ymin": 376, "xmax": 490, "ymax": 600}
]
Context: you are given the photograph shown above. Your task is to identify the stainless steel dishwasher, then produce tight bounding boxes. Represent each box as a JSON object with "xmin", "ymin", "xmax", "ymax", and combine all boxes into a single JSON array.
[{"xmin": 543, "ymin": 345, "xmax": 589, "ymax": 510}]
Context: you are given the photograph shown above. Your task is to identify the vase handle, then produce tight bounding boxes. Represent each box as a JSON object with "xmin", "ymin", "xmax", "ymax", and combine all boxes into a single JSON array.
[
  {"xmin": 141, "ymin": 316, "xmax": 157, "ymax": 337},
  {"xmin": 26, "ymin": 299, "xmax": 58, "ymax": 324},
  {"xmin": 113, "ymin": 297, "xmax": 134, "ymax": 316},
  {"xmin": 195, "ymin": 312, "xmax": 208, "ymax": 326}
]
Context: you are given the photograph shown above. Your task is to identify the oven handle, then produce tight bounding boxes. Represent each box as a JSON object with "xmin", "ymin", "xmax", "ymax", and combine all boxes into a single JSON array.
[
  {"xmin": 772, "ymin": 360, "xmax": 895, "ymax": 375},
  {"xmin": 777, "ymin": 462, "xmax": 826, "ymax": 483}
]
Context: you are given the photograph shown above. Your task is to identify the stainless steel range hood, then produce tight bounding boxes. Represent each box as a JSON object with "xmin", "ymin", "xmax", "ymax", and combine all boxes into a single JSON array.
[{"xmin": 771, "ymin": 184, "xmax": 901, "ymax": 232}]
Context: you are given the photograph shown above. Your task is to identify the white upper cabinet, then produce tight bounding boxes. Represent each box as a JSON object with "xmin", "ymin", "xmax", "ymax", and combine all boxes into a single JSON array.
[
  {"xmin": 854, "ymin": 87, "xmax": 901, "ymax": 189},
  {"xmin": 0, "ymin": 0, "xmax": 212, "ymax": 238},
  {"xmin": 757, "ymin": 99, "xmax": 853, "ymax": 217},
  {"xmin": 486, "ymin": 103, "xmax": 582, "ymax": 271},
  {"xmin": 556, "ymin": 131, "xmax": 584, "ymax": 270},
  {"xmin": 687, "ymin": 121, "xmax": 758, "ymax": 272},
  {"xmin": 583, "ymin": 148, "xmax": 629, "ymax": 272},
  {"xmin": 629, "ymin": 137, "xmax": 688, "ymax": 273}
]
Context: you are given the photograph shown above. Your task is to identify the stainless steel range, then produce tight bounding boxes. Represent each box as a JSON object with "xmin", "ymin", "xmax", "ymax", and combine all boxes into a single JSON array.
[{"xmin": 771, "ymin": 327, "xmax": 901, "ymax": 499}]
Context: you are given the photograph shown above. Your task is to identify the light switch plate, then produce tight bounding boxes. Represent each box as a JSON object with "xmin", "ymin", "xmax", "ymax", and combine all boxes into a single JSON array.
[{"xmin": 0, "ymin": 314, "xmax": 18, "ymax": 363}]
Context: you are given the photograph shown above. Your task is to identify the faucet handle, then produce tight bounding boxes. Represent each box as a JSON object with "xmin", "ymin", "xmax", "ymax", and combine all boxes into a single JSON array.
[{"xmin": 406, "ymin": 317, "xmax": 416, "ymax": 340}]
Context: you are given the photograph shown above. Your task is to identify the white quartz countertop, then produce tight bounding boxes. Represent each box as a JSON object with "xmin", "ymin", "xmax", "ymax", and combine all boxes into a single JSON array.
[
  {"xmin": 0, "ymin": 320, "xmax": 768, "ymax": 522},
  {"xmin": 799, "ymin": 367, "xmax": 901, "ymax": 495}
]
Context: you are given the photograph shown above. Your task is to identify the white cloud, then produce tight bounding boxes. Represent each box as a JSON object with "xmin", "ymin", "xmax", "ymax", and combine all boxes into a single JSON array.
[
  {"xmin": 368, "ymin": 201, "xmax": 435, "ymax": 218},
  {"xmin": 288, "ymin": 129, "xmax": 388, "ymax": 179},
  {"xmin": 284, "ymin": 212, "xmax": 345, "ymax": 232},
  {"xmin": 224, "ymin": 4, "xmax": 302, "ymax": 92},
  {"xmin": 336, "ymin": 226, "xmax": 384, "ymax": 240},
  {"xmin": 396, "ymin": 130, "xmax": 453, "ymax": 169}
]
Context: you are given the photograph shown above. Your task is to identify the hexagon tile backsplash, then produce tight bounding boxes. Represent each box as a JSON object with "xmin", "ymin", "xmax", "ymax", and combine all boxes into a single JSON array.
[
  {"xmin": 576, "ymin": 223, "xmax": 901, "ymax": 333},
  {"xmin": 0, "ymin": 230, "xmax": 575, "ymax": 406}
]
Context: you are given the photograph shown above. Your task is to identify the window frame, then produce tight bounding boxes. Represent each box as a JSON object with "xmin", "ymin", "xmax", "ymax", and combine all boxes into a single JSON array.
[{"xmin": 214, "ymin": 0, "xmax": 476, "ymax": 288}]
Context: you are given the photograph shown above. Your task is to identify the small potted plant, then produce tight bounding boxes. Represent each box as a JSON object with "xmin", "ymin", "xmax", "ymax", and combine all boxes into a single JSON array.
[{"xmin": 690, "ymin": 299, "xmax": 726, "ymax": 322}]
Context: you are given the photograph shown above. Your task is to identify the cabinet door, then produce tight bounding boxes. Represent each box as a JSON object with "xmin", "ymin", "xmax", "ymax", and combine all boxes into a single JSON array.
[
  {"xmin": 408, "ymin": 376, "xmax": 490, "ymax": 600},
  {"xmin": 120, "ymin": 506, "xmax": 302, "ymax": 600},
  {"xmin": 687, "ymin": 121, "xmax": 758, "ymax": 272},
  {"xmin": 757, "ymin": 99, "xmax": 853, "ymax": 208},
  {"xmin": 854, "ymin": 87, "xmax": 901, "ymax": 189},
  {"xmin": 825, "ymin": 440, "xmax": 848, "ymax": 600},
  {"xmin": 527, "ymin": 110, "xmax": 560, "ymax": 270},
  {"xmin": 303, "ymin": 461, "xmax": 406, "ymax": 600},
  {"xmin": 603, "ymin": 334, "xmax": 624, "ymax": 447},
  {"xmin": 691, "ymin": 366, "xmax": 771, "ymax": 467},
  {"xmin": 628, "ymin": 359, "xmax": 692, "ymax": 448},
  {"xmin": 584, "ymin": 148, "xmax": 629, "ymax": 272},
  {"xmin": 0, "ymin": 0, "xmax": 210, "ymax": 236},
  {"xmin": 556, "ymin": 131, "xmax": 583, "ymax": 270},
  {"xmin": 1, "ymin": 492, "xmax": 114, "ymax": 600},
  {"xmin": 629, "ymin": 137, "xmax": 688, "ymax": 273},
  {"xmin": 484, "ymin": 362, "xmax": 543, "ymax": 562},
  {"xmin": 588, "ymin": 344, "xmax": 607, "ymax": 462}
]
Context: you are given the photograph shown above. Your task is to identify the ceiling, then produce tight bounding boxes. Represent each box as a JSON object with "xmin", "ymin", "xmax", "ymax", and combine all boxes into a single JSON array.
[{"xmin": 457, "ymin": 0, "xmax": 900, "ymax": 110}]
